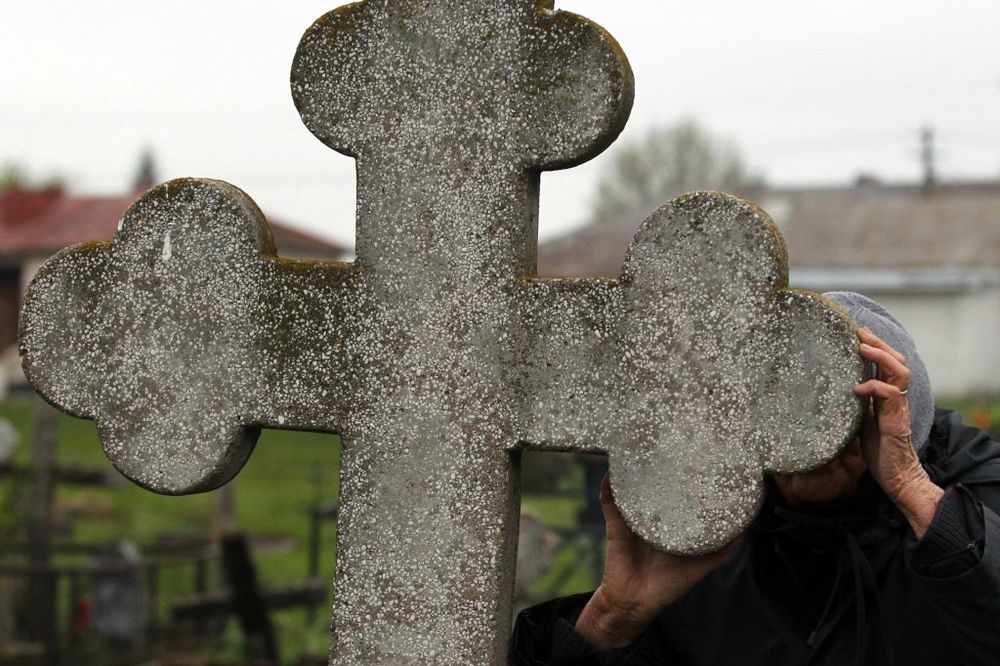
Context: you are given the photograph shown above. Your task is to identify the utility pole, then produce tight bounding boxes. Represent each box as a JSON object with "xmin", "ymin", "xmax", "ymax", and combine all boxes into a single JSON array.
[
  {"xmin": 921, "ymin": 126, "xmax": 937, "ymax": 192},
  {"xmin": 132, "ymin": 148, "xmax": 159, "ymax": 193}
]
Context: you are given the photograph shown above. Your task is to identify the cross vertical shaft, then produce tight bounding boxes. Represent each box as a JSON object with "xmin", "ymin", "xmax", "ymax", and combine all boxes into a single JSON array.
[
  {"xmin": 338, "ymin": 158, "xmax": 538, "ymax": 661},
  {"xmin": 295, "ymin": 4, "xmax": 633, "ymax": 658}
]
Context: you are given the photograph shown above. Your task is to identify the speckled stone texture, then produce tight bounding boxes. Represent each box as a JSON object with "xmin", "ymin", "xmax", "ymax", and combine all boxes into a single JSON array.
[{"xmin": 18, "ymin": 1, "xmax": 865, "ymax": 664}]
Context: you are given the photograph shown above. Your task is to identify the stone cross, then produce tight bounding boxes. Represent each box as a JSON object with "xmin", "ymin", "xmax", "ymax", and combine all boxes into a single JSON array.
[{"xmin": 19, "ymin": 1, "xmax": 865, "ymax": 663}]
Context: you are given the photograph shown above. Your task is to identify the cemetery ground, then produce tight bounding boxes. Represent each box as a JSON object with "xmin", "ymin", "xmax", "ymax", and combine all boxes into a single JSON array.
[
  {"xmin": 0, "ymin": 396, "xmax": 594, "ymax": 665},
  {"xmin": 0, "ymin": 395, "xmax": 996, "ymax": 665}
]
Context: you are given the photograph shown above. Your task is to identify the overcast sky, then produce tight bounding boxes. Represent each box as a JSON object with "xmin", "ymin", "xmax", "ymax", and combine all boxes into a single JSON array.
[{"xmin": 4, "ymin": 1, "xmax": 1000, "ymax": 247}]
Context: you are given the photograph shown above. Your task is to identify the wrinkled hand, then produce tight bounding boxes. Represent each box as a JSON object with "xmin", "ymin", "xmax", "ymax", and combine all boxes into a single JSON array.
[
  {"xmin": 574, "ymin": 474, "xmax": 737, "ymax": 650},
  {"xmin": 854, "ymin": 327, "xmax": 944, "ymax": 538}
]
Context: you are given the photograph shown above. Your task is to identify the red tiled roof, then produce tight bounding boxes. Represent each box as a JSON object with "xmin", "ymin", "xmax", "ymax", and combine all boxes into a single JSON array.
[{"xmin": 0, "ymin": 189, "xmax": 348, "ymax": 261}]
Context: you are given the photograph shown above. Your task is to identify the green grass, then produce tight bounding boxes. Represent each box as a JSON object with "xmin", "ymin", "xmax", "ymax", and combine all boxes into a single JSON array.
[
  {"xmin": 937, "ymin": 395, "xmax": 1000, "ymax": 432},
  {"xmin": 0, "ymin": 396, "xmax": 598, "ymax": 663},
  {"xmin": 0, "ymin": 397, "xmax": 340, "ymax": 664},
  {"xmin": 6, "ymin": 394, "xmax": 996, "ymax": 663},
  {"xmin": 522, "ymin": 494, "xmax": 582, "ymax": 530},
  {"xmin": 232, "ymin": 428, "xmax": 341, "ymax": 663}
]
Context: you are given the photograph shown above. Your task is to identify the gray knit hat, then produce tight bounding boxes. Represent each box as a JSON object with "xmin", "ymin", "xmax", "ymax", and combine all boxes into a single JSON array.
[{"xmin": 822, "ymin": 292, "xmax": 935, "ymax": 452}]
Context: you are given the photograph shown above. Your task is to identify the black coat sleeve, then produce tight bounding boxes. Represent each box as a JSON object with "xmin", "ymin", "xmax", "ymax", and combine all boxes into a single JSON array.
[
  {"xmin": 909, "ymin": 485, "xmax": 984, "ymax": 577},
  {"xmin": 508, "ymin": 592, "xmax": 664, "ymax": 665},
  {"xmin": 904, "ymin": 481, "xmax": 1000, "ymax": 661}
]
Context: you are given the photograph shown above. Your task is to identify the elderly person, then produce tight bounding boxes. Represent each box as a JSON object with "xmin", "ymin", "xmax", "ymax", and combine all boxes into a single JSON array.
[{"xmin": 510, "ymin": 292, "xmax": 1000, "ymax": 665}]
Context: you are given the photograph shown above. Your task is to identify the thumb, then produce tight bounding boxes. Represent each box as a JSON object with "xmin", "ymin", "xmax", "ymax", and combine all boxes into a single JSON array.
[{"xmin": 599, "ymin": 473, "xmax": 634, "ymax": 541}]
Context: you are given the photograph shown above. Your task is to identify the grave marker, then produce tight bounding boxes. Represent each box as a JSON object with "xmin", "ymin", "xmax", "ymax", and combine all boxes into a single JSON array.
[
  {"xmin": 90, "ymin": 540, "xmax": 144, "ymax": 642},
  {"xmin": 19, "ymin": 1, "xmax": 865, "ymax": 663}
]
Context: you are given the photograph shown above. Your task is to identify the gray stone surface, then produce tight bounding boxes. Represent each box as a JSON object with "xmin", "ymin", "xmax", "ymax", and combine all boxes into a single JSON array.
[
  {"xmin": 90, "ymin": 540, "xmax": 144, "ymax": 641},
  {"xmin": 18, "ymin": 1, "xmax": 866, "ymax": 664}
]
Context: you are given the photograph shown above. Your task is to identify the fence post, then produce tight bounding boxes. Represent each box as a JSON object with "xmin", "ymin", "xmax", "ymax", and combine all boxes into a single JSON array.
[
  {"xmin": 194, "ymin": 557, "xmax": 209, "ymax": 635},
  {"xmin": 222, "ymin": 532, "xmax": 278, "ymax": 662},
  {"xmin": 145, "ymin": 564, "xmax": 160, "ymax": 642},
  {"xmin": 67, "ymin": 570, "xmax": 82, "ymax": 649},
  {"xmin": 25, "ymin": 399, "xmax": 58, "ymax": 664}
]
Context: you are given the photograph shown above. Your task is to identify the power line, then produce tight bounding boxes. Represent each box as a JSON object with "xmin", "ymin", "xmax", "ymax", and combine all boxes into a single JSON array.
[
  {"xmin": 747, "ymin": 132, "xmax": 912, "ymax": 155},
  {"xmin": 938, "ymin": 131, "xmax": 1000, "ymax": 149}
]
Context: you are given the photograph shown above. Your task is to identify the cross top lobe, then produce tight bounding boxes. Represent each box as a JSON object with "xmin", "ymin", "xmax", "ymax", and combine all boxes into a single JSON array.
[{"xmin": 292, "ymin": 0, "xmax": 633, "ymax": 170}]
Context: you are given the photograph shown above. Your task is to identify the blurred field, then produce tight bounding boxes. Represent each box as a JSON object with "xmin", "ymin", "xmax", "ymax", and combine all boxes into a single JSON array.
[
  {"xmin": 0, "ymin": 397, "xmax": 344, "ymax": 663},
  {"xmin": 0, "ymin": 394, "xmax": 996, "ymax": 663},
  {"xmin": 0, "ymin": 398, "xmax": 590, "ymax": 663}
]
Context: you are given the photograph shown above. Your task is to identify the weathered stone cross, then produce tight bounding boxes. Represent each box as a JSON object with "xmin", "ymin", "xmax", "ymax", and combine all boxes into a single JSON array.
[{"xmin": 19, "ymin": 1, "xmax": 865, "ymax": 663}]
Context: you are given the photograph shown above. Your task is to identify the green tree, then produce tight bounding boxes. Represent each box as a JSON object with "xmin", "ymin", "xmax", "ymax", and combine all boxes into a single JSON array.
[
  {"xmin": 0, "ymin": 164, "xmax": 64, "ymax": 195},
  {"xmin": 0, "ymin": 165, "xmax": 28, "ymax": 195},
  {"xmin": 592, "ymin": 118, "xmax": 759, "ymax": 219}
]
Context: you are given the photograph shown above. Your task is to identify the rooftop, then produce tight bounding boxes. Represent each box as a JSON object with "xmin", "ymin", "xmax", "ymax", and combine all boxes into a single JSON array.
[
  {"xmin": 538, "ymin": 180, "xmax": 1000, "ymax": 279},
  {"xmin": 0, "ymin": 187, "xmax": 347, "ymax": 262}
]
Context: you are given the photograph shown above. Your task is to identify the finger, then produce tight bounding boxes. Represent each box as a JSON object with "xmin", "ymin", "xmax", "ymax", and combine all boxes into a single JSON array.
[
  {"xmin": 854, "ymin": 379, "xmax": 905, "ymax": 402},
  {"xmin": 599, "ymin": 472, "xmax": 613, "ymax": 508},
  {"xmin": 855, "ymin": 379, "xmax": 912, "ymax": 440},
  {"xmin": 858, "ymin": 327, "xmax": 906, "ymax": 364},
  {"xmin": 598, "ymin": 473, "xmax": 633, "ymax": 540},
  {"xmin": 859, "ymin": 343, "xmax": 910, "ymax": 388},
  {"xmin": 856, "ymin": 385, "xmax": 914, "ymax": 452}
]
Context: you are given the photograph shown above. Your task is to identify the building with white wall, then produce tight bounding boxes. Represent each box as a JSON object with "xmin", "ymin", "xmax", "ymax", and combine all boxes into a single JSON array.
[{"xmin": 540, "ymin": 180, "xmax": 1000, "ymax": 397}]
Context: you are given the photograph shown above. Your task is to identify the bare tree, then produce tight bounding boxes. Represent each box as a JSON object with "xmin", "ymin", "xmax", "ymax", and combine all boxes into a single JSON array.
[{"xmin": 592, "ymin": 118, "xmax": 759, "ymax": 220}]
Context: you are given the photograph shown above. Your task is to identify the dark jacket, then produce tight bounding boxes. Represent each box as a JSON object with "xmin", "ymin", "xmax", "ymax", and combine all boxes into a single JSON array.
[{"xmin": 510, "ymin": 409, "xmax": 1000, "ymax": 665}]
